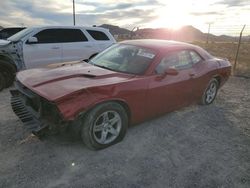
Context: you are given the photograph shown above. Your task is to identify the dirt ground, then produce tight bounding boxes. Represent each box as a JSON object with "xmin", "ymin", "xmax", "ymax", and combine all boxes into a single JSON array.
[{"xmin": 0, "ymin": 76, "xmax": 250, "ymax": 188}]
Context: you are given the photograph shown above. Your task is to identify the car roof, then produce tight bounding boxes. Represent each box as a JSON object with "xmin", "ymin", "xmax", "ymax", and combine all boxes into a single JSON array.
[
  {"xmin": 121, "ymin": 39, "xmax": 198, "ymax": 51},
  {"xmin": 120, "ymin": 39, "xmax": 213, "ymax": 59},
  {"xmin": 29, "ymin": 26, "xmax": 109, "ymax": 32}
]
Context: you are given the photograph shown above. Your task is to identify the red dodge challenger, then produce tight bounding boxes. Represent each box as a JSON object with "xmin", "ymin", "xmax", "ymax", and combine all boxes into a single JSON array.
[{"xmin": 10, "ymin": 39, "xmax": 231, "ymax": 150}]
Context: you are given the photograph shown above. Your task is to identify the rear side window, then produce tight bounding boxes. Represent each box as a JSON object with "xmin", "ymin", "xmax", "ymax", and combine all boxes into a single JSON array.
[
  {"xmin": 86, "ymin": 30, "xmax": 109, "ymax": 40},
  {"xmin": 156, "ymin": 50, "xmax": 193, "ymax": 74},
  {"xmin": 33, "ymin": 29, "xmax": 88, "ymax": 43},
  {"xmin": 189, "ymin": 51, "xmax": 202, "ymax": 64},
  {"xmin": 60, "ymin": 29, "xmax": 88, "ymax": 42},
  {"xmin": 176, "ymin": 51, "xmax": 193, "ymax": 69}
]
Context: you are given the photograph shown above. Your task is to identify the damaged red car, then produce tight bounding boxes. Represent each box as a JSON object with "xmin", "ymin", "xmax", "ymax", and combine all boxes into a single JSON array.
[{"xmin": 11, "ymin": 39, "xmax": 231, "ymax": 150}]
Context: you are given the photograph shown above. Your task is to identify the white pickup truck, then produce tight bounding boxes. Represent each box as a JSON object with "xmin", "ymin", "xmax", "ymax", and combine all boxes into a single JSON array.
[{"xmin": 0, "ymin": 26, "xmax": 116, "ymax": 90}]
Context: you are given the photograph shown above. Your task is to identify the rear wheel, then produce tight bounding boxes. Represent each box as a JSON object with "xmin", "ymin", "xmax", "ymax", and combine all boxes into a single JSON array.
[
  {"xmin": 0, "ymin": 72, "xmax": 6, "ymax": 91},
  {"xmin": 201, "ymin": 78, "xmax": 219, "ymax": 105},
  {"xmin": 81, "ymin": 102, "xmax": 128, "ymax": 150}
]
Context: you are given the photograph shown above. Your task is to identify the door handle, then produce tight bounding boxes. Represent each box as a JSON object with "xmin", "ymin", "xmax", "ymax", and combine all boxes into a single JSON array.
[{"xmin": 51, "ymin": 46, "xmax": 60, "ymax": 49}]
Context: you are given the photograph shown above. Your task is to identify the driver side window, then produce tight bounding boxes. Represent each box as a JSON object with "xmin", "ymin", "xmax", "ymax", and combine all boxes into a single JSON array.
[{"xmin": 156, "ymin": 50, "xmax": 193, "ymax": 74}]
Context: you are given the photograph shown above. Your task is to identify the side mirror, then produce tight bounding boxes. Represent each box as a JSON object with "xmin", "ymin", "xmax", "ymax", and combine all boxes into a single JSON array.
[
  {"xmin": 27, "ymin": 37, "xmax": 38, "ymax": 44},
  {"xmin": 165, "ymin": 68, "xmax": 179, "ymax": 76}
]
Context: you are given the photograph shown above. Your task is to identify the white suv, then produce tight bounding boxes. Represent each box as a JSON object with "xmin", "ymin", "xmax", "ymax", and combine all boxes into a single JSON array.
[{"xmin": 0, "ymin": 26, "xmax": 116, "ymax": 90}]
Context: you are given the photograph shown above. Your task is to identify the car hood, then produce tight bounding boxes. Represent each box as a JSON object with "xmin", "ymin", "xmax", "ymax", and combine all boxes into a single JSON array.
[
  {"xmin": 0, "ymin": 39, "xmax": 11, "ymax": 46},
  {"xmin": 16, "ymin": 63, "xmax": 134, "ymax": 102}
]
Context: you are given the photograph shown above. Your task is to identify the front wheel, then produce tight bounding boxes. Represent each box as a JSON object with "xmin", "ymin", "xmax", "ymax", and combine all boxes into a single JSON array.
[
  {"xmin": 201, "ymin": 78, "xmax": 219, "ymax": 105},
  {"xmin": 81, "ymin": 102, "xmax": 128, "ymax": 150}
]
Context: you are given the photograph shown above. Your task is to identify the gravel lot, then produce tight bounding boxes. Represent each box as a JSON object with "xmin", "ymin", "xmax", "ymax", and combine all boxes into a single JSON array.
[{"xmin": 0, "ymin": 76, "xmax": 250, "ymax": 188}]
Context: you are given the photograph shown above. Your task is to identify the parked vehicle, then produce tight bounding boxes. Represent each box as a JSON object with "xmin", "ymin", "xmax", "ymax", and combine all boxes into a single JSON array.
[
  {"xmin": 10, "ymin": 39, "xmax": 231, "ymax": 150},
  {"xmin": 0, "ymin": 26, "xmax": 116, "ymax": 91},
  {"xmin": 0, "ymin": 27, "xmax": 26, "ymax": 40}
]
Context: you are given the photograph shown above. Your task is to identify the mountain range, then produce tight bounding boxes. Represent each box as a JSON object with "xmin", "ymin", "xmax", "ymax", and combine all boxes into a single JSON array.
[{"xmin": 99, "ymin": 24, "xmax": 249, "ymax": 42}]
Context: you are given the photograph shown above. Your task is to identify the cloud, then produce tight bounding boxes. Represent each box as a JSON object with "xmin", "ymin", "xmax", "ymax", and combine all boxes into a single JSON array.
[
  {"xmin": 0, "ymin": 0, "xmax": 161, "ymax": 28},
  {"xmin": 190, "ymin": 11, "xmax": 223, "ymax": 16},
  {"xmin": 94, "ymin": 9, "xmax": 158, "ymax": 28},
  {"xmin": 215, "ymin": 0, "xmax": 247, "ymax": 7}
]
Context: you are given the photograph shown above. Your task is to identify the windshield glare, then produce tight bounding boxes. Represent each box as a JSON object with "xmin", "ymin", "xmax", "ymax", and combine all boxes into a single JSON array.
[
  {"xmin": 8, "ymin": 28, "xmax": 34, "ymax": 42},
  {"xmin": 90, "ymin": 44, "xmax": 156, "ymax": 75}
]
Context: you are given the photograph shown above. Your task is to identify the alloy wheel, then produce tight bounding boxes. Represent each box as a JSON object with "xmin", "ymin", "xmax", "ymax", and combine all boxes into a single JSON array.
[
  {"xmin": 93, "ymin": 111, "xmax": 122, "ymax": 144},
  {"xmin": 205, "ymin": 82, "xmax": 217, "ymax": 104}
]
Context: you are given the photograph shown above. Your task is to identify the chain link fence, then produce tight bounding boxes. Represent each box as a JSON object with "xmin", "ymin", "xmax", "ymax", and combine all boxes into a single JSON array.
[{"xmin": 200, "ymin": 24, "xmax": 250, "ymax": 77}]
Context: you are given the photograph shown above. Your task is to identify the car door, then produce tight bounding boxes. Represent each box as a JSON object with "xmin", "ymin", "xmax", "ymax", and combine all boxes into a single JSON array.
[
  {"xmin": 61, "ymin": 29, "xmax": 96, "ymax": 62},
  {"xmin": 146, "ymin": 50, "xmax": 196, "ymax": 117},
  {"xmin": 23, "ymin": 29, "xmax": 63, "ymax": 68}
]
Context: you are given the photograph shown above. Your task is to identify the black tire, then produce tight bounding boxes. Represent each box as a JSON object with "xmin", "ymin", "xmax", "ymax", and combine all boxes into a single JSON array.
[
  {"xmin": 81, "ymin": 102, "xmax": 128, "ymax": 150},
  {"xmin": 3, "ymin": 69, "xmax": 14, "ymax": 88},
  {"xmin": 201, "ymin": 78, "xmax": 219, "ymax": 105},
  {"xmin": 0, "ymin": 59, "xmax": 16, "ymax": 88},
  {"xmin": 0, "ymin": 72, "xmax": 6, "ymax": 91}
]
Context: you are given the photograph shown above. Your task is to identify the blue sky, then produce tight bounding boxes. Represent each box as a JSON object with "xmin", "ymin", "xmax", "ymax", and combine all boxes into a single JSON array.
[{"xmin": 0, "ymin": 0, "xmax": 249, "ymax": 34}]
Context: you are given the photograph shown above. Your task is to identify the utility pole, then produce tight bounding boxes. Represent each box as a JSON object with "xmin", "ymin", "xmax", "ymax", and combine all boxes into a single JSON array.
[
  {"xmin": 206, "ymin": 23, "xmax": 211, "ymax": 44},
  {"xmin": 73, "ymin": 0, "xmax": 76, "ymax": 25},
  {"xmin": 233, "ymin": 24, "xmax": 246, "ymax": 74}
]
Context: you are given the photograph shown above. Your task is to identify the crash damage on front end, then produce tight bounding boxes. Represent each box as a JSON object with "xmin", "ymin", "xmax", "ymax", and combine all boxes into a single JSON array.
[
  {"xmin": 0, "ymin": 40, "xmax": 26, "ymax": 71},
  {"xmin": 10, "ymin": 81, "xmax": 68, "ymax": 136}
]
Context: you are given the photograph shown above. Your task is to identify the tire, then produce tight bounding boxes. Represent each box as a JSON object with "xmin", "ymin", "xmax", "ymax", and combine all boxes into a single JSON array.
[
  {"xmin": 81, "ymin": 102, "xmax": 128, "ymax": 150},
  {"xmin": 3, "ymin": 69, "xmax": 14, "ymax": 88},
  {"xmin": 0, "ymin": 72, "xmax": 6, "ymax": 91},
  {"xmin": 0, "ymin": 59, "xmax": 16, "ymax": 88},
  {"xmin": 201, "ymin": 78, "xmax": 219, "ymax": 105}
]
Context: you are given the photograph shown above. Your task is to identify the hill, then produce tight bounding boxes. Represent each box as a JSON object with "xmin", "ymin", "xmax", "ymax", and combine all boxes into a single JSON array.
[
  {"xmin": 98, "ymin": 24, "xmax": 131, "ymax": 36},
  {"xmin": 99, "ymin": 24, "xmax": 248, "ymax": 42}
]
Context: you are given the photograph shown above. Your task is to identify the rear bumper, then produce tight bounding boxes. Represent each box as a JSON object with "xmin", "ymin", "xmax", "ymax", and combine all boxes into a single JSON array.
[{"xmin": 10, "ymin": 89, "xmax": 48, "ymax": 135}]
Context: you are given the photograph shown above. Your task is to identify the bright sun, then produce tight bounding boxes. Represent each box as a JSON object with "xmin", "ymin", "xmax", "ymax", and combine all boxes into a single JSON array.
[{"xmin": 148, "ymin": 0, "xmax": 195, "ymax": 29}]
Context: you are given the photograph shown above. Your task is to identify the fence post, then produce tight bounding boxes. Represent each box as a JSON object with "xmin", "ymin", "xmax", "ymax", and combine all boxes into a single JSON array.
[
  {"xmin": 233, "ymin": 25, "xmax": 246, "ymax": 74},
  {"xmin": 206, "ymin": 23, "xmax": 211, "ymax": 44}
]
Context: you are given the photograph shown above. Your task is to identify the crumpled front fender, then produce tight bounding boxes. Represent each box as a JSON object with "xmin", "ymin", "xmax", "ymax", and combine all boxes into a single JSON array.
[{"xmin": 0, "ymin": 41, "xmax": 25, "ymax": 71}]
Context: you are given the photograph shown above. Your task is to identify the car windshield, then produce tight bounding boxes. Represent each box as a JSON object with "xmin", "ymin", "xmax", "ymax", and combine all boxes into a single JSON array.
[
  {"xmin": 0, "ymin": 28, "xmax": 24, "ymax": 39},
  {"xmin": 90, "ymin": 44, "xmax": 156, "ymax": 75},
  {"xmin": 8, "ymin": 28, "xmax": 34, "ymax": 42}
]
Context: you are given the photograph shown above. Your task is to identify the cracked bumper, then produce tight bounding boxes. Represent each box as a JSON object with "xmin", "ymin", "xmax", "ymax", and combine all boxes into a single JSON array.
[{"xmin": 10, "ymin": 89, "xmax": 48, "ymax": 135}]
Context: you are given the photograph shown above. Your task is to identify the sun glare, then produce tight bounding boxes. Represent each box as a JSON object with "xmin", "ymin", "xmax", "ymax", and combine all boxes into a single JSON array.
[{"xmin": 148, "ymin": 0, "xmax": 196, "ymax": 29}]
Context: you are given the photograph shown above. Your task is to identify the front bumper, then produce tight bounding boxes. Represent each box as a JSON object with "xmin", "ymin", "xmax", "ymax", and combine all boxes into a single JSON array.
[
  {"xmin": 10, "ymin": 80, "xmax": 70, "ymax": 136},
  {"xmin": 10, "ymin": 89, "xmax": 48, "ymax": 135}
]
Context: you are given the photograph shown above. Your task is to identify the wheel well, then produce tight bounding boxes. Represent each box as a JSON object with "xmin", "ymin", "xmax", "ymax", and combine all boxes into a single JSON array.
[
  {"xmin": 0, "ymin": 56, "xmax": 17, "ymax": 73},
  {"xmin": 81, "ymin": 100, "xmax": 131, "ymax": 125},
  {"xmin": 213, "ymin": 75, "xmax": 221, "ymax": 87},
  {"xmin": 113, "ymin": 100, "xmax": 131, "ymax": 124}
]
